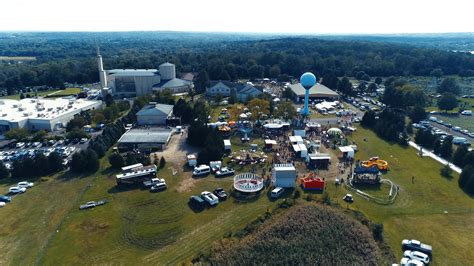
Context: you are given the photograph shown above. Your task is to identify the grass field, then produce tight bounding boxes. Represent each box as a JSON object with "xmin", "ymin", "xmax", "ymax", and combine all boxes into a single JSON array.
[
  {"xmin": 0, "ymin": 88, "xmax": 81, "ymax": 100},
  {"xmin": 0, "ymin": 56, "xmax": 36, "ymax": 61},
  {"xmin": 325, "ymin": 127, "xmax": 474, "ymax": 264},
  {"xmin": 0, "ymin": 127, "xmax": 473, "ymax": 264}
]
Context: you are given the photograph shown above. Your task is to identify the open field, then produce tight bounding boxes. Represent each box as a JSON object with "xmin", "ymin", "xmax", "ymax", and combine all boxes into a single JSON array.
[
  {"xmin": 0, "ymin": 56, "xmax": 36, "ymax": 61},
  {"xmin": 325, "ymin": 127, "xmax": 474, "ymax": 265},
  {"xmin": 0, "ymin": 127, "xmax": 473, "ymax": 264},
  {"xmin": 0, "ymin": 88, "xmax": 81, "ymax": 100}
]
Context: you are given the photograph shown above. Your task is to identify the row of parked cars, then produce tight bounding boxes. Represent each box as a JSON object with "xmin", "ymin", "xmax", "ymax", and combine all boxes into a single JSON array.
[
  {"xmin": 192, "ymin": 164, "xmax": 235, "ymax": 178},
  {"xmin": 399, "ymin": 239, "xmax": 432, "ymax": 265},
  {"xmin": 189, "ymin": 188, "xmax": 228, "ymax": 210},
  {"xmin": 0, "ymin": 181, "xmax": 34, "ymax": 208},
  {"xmin": 0, "ymin": 146, "xmax": 78, "ymax": 169},
  {"xmin": 428, "ymin": 116, "xmax": 474, "ymax": 138}
]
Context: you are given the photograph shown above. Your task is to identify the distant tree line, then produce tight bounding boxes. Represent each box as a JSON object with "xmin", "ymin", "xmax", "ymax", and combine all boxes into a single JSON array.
[{"xmin": 1, "ymin": 33, "xmax": 474, "ymax": 93}]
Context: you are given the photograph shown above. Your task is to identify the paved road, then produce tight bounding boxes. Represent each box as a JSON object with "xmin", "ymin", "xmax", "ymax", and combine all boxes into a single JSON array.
[
  {"xmin": 428, "ymin": 121, "xmax": 474, "ymax": 141},
  {"xmin": 409, "ymin": 141, "xmax": 462, "ymax": 173}
]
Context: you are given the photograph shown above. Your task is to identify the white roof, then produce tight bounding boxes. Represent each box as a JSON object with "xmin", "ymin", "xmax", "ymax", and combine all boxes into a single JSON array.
[
  {"xmin": 224, "ymin": 139, "xmax": 231, "ymax": 145},
  {"xmin": 289, "ymin": 135, "xmax": 303, "ymax": 143},
  {"xmin": 338, "ymin": 146, "xmax": 354, "ymax": 152},
  {"xmin": 0, "ymin": 98, "xmax": 101, "ymax": 122},
  {"xmin": 273, "ymin": 164, "xmax": 296, "ymax": 171},
  {"xmin": 264, "ymin": 139, "xmax": 277, "ymax": 145},
  {"xmin": 292, "ymin": 143, "xmax": 307, "ymax": 152},
  {"xmin": 309, "ymin": 153, "xmax": 331, "ymax": 160},
  {"xmin": 264, "ymin": 123, "xmax": 284, "ymax": 129},
  {"xmin": 187, "ymin": 154, "xmax": 197, "ymax": 160}
]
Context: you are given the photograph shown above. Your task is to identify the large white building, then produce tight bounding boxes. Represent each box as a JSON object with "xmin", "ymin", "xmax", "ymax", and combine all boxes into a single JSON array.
[
  {"xmin": 98, "ymin": 52, "xmax": 193, "ymax": 98},
  {"xmin": 0, "ymin": 98, "xmax": 102, "ymax": 132}
]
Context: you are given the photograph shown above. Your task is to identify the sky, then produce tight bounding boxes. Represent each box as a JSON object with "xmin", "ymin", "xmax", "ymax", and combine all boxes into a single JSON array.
[{"xmin": 1, "ymin": 0, "xmax": 473, "ymax": 34}]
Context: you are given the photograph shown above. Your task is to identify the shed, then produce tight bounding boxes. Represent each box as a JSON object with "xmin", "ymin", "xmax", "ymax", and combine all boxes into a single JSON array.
[
  {"xmin": 272, "ymin": 164, "xmax": 296, "ymax": 188},
  {"xmin": 338, "ymin": 146, "xmax": 355, "ymax": 159},
  {"xmin": 307, "ymin": 153, "xmax": 331, "ymax": 169},
  {"xmin": 224, "ymin": 139, "xmax": 231, "ymax": 151}
]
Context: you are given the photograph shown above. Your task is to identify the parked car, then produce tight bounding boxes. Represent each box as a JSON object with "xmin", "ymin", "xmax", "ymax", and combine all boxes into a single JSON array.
[
  {"xmin": 271, "ymin": 187, "xmax": 285, "ymax": 198},
  {"xmin": 215, "ymin": 167, "xmax": 235, "ymax": 177},
  {"xmin": 402, "ymin": 239, "xmax": 432, "ymax": 256},
  {"xmin": 17, "ymin": 181, "xmax": 34, "ymax": 189},
  {"xmin": 79, "ymin": 199, "xmax": 107, "ymax": 210},
  {"xmin": 201, "ymin": 191, "xmax": 219, "ymax": 206},
  {"xmin": 403, "ymin": 250, "xmax": 430, "ymax": 264},
  {"xmin": 193, "ymin": 165, "xmax": 211, "ymax": 176},
  {"xmin": 150, "ymin": 182, "xmax": 167, "ymax": 192},
  {"xmin": 189, "ymin": 195, "xmax": 206, "ymax": 209},
  {"xmin": 452, "ymin": 126, "xmax": 461, "ymax": 132},
  {"xmin": 9, "ymin": 187, "xmax": 27, "ymax": 194},
  {"xmin": 343, "ymin": 194, "xmax": 354, "ymax": 203},
  {"xmin": 0, "ymin": 195, "xmax": 12, "ymax": 202},
  {"xmin": 0, "ymin": 202, "xmax": 5, "ymax": 208},
  {"xmin": 143, "ymin": 178, "xmax": 166, "ymax": 187},
  {"xmin": 213, "ymin": 188, "xmax": 228, "ymax": 200},
  {"xmin": 400, "ymin": 257, "xmax": 424, "ymax": 266}
]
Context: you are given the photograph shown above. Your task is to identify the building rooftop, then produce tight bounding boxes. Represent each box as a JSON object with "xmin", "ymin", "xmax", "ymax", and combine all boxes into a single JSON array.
[
  {"xmin": 118, "ymin": 128, "xmax": 172, "ymax": 144},
  {"xmin": 0, "ymin": 98, "xmax": 101, "ymax": 122},
  {"xmin": 273, "ymin": 164, "xmax": 296, "ymax": 171},
  {"xmin": 153, "ymin": 78, "xmax": 192, "ymax": 89},
  {"xmin": 136, "ymin": 103, "xmax": 174, "ymax": 117},
  {"xmin": 160, "ymin": 62, "xmax": 174, "ymax": 67},
  {"xmin": 288, "ymin": 83, "xmax": 339, "ymax": 97},
  {"xmin": 107, "ymin": 69, "xmax": 159, "ymax": 77}
]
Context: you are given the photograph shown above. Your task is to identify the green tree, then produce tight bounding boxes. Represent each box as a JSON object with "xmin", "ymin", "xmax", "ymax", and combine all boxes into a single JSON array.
[
  {"xmin": 109, "ymin": 153, "xmax": 125, "ymax": 169},
  {"xmin": 430, "ymin": 68, "xmax": 443, "ymax": 78},
  {"xmin": 159, "ymin": 156, "xmax": 166, "ymax": 168},
  {"xmin": 274, "ymin": 101, "xmax": 297, "ymax": 121},
  {"xmin": 4, "ymin": 128, "xmax": 29, "ymax": 141},
  {"xmin": 0, "ymin": 162, "xmax": 10, "ymax": 179},
  {"xmin": 269, "ymin": 65, "xmax": 281, "ymax": 78},
  {"xmin": 32, "ymin": 130, "xmax": 47, "ymax": 142},
  {"xmin": 437, "ymin": 93, "xmax": 458, "ymax": 112},
  {"xmin": 452, "ymin": 145, "xmax": 468, "ymax": 167},
  {"xmin": 374, "ymin": 77, "xmax": 383, "ymax": 85},
  {"xmin": 195, "ymin": 70, "xmax": 209, "ymax": 94},
  {"xmin": 105, "ymin": 93, "xmax": 115, "ymax": 107},
  {"xmin": 459, "ymin": 165, "xmax": 474, "ymax": 193},
  {"xmin": 440, "ymin": 139, "xmax": 453, "ymax": 160},
  {"xmin": 48, "ymin": 152, "xmax": 64, "ymax": 173},
  {"xmin": 408, "ymin": 105, "xmax": 427, "ymax": 123},
  {"xmin": 438, "ymin": 78, "xmax": 460, "ymax": 95}
]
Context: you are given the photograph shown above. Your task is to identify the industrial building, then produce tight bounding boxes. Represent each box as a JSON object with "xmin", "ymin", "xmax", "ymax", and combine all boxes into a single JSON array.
[
  {"xmin": 272, "ymin": 164, "xmax": 297, "ymax": 188},
  {"xmin": 117, "ymin": 128, "xmax": 172, "ymax": 151},
  {"xmin": 288, "ymin": 83, "xmax": 339, "ymax": 102},
  {"xmin": 0, "ymin": 98, "xmax": 102, "ymax": 133},
  {"xmin": 136, "ymin": 103, "xmax": 174, "ymax": 126},
  {"xmin": 97, "ymin": 52, "xmax": 193, "ymax": 98}
]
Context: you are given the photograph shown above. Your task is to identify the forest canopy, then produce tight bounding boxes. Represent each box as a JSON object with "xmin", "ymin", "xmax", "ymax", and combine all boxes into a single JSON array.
[{"xmin": 0, "ymin": 32, "xmax": 473, "ymax": 92}]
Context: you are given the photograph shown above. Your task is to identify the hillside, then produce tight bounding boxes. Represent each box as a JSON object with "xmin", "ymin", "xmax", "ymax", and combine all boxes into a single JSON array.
[{"xmin": 209, "ymin": 204, "xmax": 385, "ymax": 265}]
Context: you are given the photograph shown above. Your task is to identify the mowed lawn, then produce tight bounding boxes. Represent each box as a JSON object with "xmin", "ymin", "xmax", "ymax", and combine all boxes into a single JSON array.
[
  {"xmin": 326, "ymin": 127, "xmax": 474, "ymax": 265},
  {"xmin": 1, "ymin": 87, "xmax": 81, "ymax": 100},
  {"xmin": 1, "ymin": 128, "xmax": 473, "ymax": 264},
  {"xmin": 37, "ymin": 153, "xmax": 279, "ymax": 264}
]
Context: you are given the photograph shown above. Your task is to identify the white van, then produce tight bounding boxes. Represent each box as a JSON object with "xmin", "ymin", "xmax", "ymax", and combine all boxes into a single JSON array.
[
  {"xmin": 461, "ymin": 110, "xmax": 472, "ymax": 116},
  {"xmin": 271, "ymin": 187, "xmax": 285, "ymax": 198},
  {"xmin": 193, "ymin": 165, "xmax": 211, "ymax": 176}
]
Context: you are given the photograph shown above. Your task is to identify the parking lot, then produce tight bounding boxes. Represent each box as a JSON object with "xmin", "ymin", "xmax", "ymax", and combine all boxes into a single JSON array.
[{"xmin": 0, "ymin": 138, "xmax": 88, "ymax": 170}]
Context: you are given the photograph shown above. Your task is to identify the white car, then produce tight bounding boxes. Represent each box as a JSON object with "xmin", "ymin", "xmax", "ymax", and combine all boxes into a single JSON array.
[
  {"xmin": 400, "ymin": 257, "xmax": 424, "ymax": 266},
  {"xmin": 201, "ymin": 191, "xmax": 219, "ymax": 206},
  {"xmin": 9, "ymin": 187, "xmax": 27, "ymax": 194},
  {"xmin": 17, "ymin": 181, "xmax": 34, "ymax": 189},
  {"xmin": 403, "ymin": 250, "xmax": 430, "ymax": 264},
  {"xmin": 271, "ymin": 187, "xmax": 285, "ymax": 198},
  {"xmin": 0, "ymin": 202, "xmax": 6, "ymax": 208}
]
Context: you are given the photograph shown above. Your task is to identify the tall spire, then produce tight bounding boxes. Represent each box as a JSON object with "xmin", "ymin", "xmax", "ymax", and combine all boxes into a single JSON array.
[{"xmin": 97, "ymin": 46, "xmax": 107, "ymax": 88}]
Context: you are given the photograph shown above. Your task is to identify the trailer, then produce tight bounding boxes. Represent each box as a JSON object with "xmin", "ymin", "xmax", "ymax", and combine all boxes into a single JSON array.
[{"xmin": 116, "ymin": 164, "xmax": 157, "ymax": 185}]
